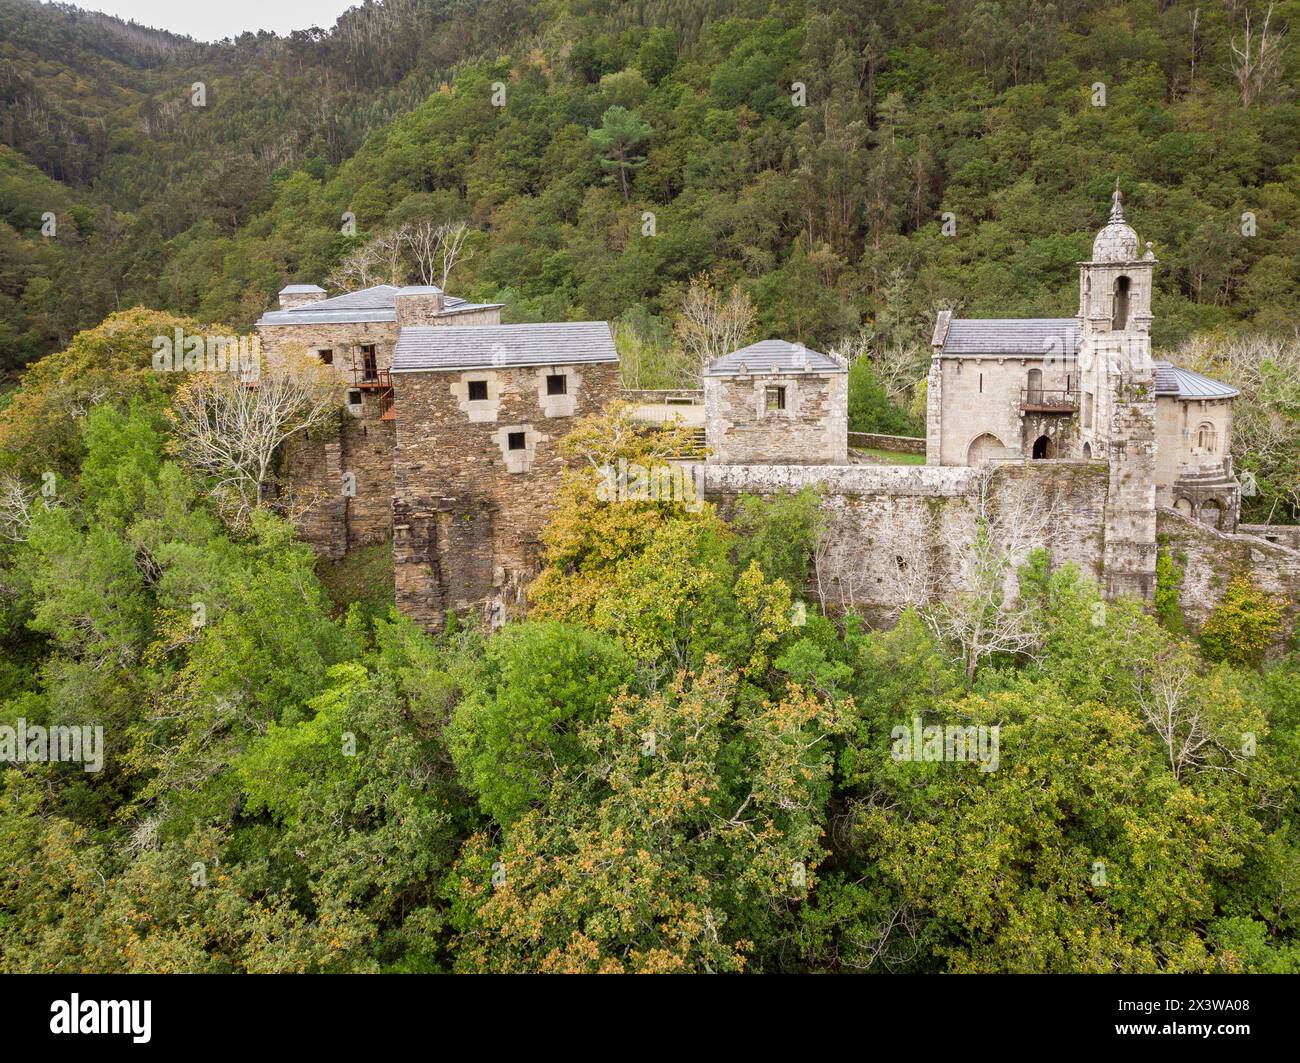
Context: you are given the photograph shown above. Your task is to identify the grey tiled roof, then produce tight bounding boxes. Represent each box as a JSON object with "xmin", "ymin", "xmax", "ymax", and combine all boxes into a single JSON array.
[
  {"xmin": 392, "ymin": 322, "xmax": 618, "ymax": 372},
  {"xmin": 256, "ymin": 284, "xmax": 502, "ymax": 326},
  {"xmin": 280, "ymin": 284, "xmax": 326, "ymax": 294},
  {"xmin": 304, "ymin": 284, "xmax": 403, "ymax": 311},
  {"xmin": 1154, "ymin": 361, "xmax": 1238, "ymax": 400},
  {"xmin": 939, "ymin": 318, "xmax": 1080, "ymax": 357},
  {"xmin": 705, "ymin": 339, "xmax": 844, "ymax": 377}
]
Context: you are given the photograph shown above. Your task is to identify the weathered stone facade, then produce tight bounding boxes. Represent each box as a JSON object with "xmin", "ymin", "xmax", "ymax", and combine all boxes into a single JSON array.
[
  {"xmin": 280, "ymin": 410, "xmax": 396, "ymax": 560},
  {"xmin": 703, "ymin": 460, "xmax": 1109, "ymax": 624},
  {"xmin": 923, "ymin": 186, "xmax": 1252, "ymax": 605},
  {"xmin": 704, "ymin": 340, "xmax": 848, "ymax": 464},
  {"xmin": 391, "ymin": 360, "xmax": 621, "ymax": 629},
  {"xmin": 1158, "ymin": 507, "xmax": 1300, "ymax": 637},
  {"xmin": 256, "ymin": 283, "xmax": 504, "ymax": 554},
  {"xmin": 254, "ymin": 195, "xmax": 1296, "ymax": 643}
]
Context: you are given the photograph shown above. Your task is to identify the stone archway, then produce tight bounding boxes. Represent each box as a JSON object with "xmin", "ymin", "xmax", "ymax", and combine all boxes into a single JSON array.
[
  {"xmin": 1112, "ymin": 275, "xmax": 1131, "ymax": 330},
  {"xmin": 966, "ymin": 433, "xmax": 1007, "ymax": 465},
  {"xmin": 1174, "ymin": 497, "xmax": 1193, "ymax": 517},
  {"xmin": 1031, "ymin": 434, "xmax": 1054, "ymax": 459},
  {"xmin": 1201, "ymin": 499, "xmax": 1222, "ymax": 529},
  {"xmin": 1082, "ymin": 442, "xmax": 1092, "ymax": 458}
]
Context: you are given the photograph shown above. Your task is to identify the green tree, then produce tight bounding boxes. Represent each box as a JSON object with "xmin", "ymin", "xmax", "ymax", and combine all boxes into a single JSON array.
[
  {"xmin": 588, "ymin": 106, "xmax": 652, "ymax": 204},
  {"xmin": 448, "ymin": 621, "xmax": 634, "ymax": 825}
]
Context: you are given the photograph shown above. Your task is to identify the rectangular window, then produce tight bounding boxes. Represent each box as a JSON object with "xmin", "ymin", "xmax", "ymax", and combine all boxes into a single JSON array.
[
  {"xmin": 507, "ymin": 431, "xmax": 526, "ymax": 451},
  {"xmin": 546, "ymin": 374, "xmax": 567, "ymax": 396},
  {"xmin": 468, "ymin": 380, "xmax": 488, "ymax": 401},
  {"xmin": 979, "ymin": 373, "xmax": 983, "ymax": 394},
  {"xmin": 346, "ymin": 389, "xmax": 362, "ymax": 406},
  {"xmin": 317, "ymin": 348, "xmax": 334, "ymax": 366},
  {"xmin": 764, "ymin": 385, "xmax": 786, "ymax": 412},
  {"xmin": 360, "ymin": 344, "xmax": 378, "ymax": 382}
]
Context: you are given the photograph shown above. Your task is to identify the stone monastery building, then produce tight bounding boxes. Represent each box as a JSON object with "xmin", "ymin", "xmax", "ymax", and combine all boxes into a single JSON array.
[{"xmin": 258, "ymin": 187, "xmax": 1299, "ymax": 636}]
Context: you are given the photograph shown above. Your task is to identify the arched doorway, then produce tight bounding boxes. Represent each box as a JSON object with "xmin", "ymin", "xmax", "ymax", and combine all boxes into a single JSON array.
[
  {"xmin": 1031, "ymin": 435, "xmax": 1054, "ymax": 459},
  {"xmin": 1174, "ymin": 498, "xmax": 1193, "ymax": 517},
  {"xmin": 966, "ymin": 433, "xmax": 1006, "ymax": 465},
  {"xmin": 1112, "ymin": 276, "xmax": 1131, "ymax": 330},
  {"xmin": 1082, "ymin": 442, "xmax": 1092, "ymax": 458}
]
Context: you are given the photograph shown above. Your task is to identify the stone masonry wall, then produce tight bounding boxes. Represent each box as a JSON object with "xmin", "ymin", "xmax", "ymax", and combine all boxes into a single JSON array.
[
  {"xmin": 392, "ymin": 360, "xmax": 621, "ymax": 631},
  {"xmin": 258, "ymin": 321, "xmax": 399, "ymax": 384},
  {"xmin": 1239, "ymin": 524, "xmax": 1300, "ymax": 552},
  {"xmin": 705, "ymin": 372, "xmax": 847, "ymax": 464},
  {"xmin": 1157, "ymin": 508, "xmax": 1300, "ymax": 641},
  {"xmin": 848, "ymin": 432, "xmax": 926, "ymax": 454},
  {"xmin": 279, "ymin": 390, "xmax": 396, "ymax": 559},
  {"xmin": 703, "ymin": 459, "xmax": 1109, "ymax": 624},
  {"xmin": 932, "ymin": 356, "xmax": 1077, "ymax": 465}
]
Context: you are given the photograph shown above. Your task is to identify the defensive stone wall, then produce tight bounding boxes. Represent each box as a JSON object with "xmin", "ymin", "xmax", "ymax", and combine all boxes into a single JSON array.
[
  {"xmin": 702, "ymin": 459, "xmax": 1109, "ymax": 622},
  {"xmin": 1157, "ymin": 508, "xmax": 1300, "ymax": 640},
  {"xmin": 847, "ymin": 432, "xmax": 926, "ymax": 454}
]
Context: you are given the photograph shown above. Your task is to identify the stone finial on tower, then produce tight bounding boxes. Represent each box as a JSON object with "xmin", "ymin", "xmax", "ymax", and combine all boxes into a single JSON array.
[
  {"xmin": 1109, "ymin": 177, "xmax": 1124, "ymax": 223},
  {"xmin": 1091, "ymin": 178, "xmax": 1139, "ymax": 263}
]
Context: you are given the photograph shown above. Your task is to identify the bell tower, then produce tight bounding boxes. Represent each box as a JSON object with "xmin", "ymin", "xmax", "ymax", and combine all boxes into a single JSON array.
[
  {"xmin": 1078, "ymin": 180, "xmax": 1156, "ymax": 340},
  {"xmin": 1077, "ymin": 179, "xmax": 1158, "ymax": 604}
]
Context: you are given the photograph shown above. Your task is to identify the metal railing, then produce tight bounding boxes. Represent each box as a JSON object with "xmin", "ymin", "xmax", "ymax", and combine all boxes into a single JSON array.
[
  {"xmin": 350, "ymin": 366, "xmax": 392, "ymax": 389},
  {"xmin": 1019, "ymin": 387, "xmax": 1079, "ymax": 412}
]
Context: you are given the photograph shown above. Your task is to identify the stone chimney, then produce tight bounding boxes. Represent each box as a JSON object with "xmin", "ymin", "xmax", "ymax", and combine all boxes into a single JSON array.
[
  {"xmin": 395, "ymin": 285, "xmax": 446, "ymax": 325},
  {"xmin": 278, "ymin": 284, "xmax": 327, "ymax": 310}
]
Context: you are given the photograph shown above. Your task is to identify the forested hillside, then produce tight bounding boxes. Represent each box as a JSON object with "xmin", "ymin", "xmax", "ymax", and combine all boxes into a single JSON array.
[
  {"xmin": 2, "ymin": 0, "xmax": 1300, "ymax": 976},
  {"xmin": 3, "ymin": 0, "xmax": 1298, "ymax": 371}
]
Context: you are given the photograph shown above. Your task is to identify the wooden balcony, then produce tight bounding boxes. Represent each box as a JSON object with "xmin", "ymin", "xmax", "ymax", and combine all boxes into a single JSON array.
[{"xmin": 1020, "ymin": 387, "xmax": 1079, "ymax": 413}]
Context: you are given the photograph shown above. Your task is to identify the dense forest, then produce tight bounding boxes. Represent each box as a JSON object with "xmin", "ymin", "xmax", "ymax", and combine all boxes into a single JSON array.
[{"xmin": 1, "ymin": 0, "xmax": 1299, "ymax": 973}]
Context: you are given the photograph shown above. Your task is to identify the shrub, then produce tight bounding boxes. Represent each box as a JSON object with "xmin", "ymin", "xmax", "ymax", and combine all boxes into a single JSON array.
[{"xmin": 1200, "ymin": 575, "xmax": 1287, "ymax": 667}]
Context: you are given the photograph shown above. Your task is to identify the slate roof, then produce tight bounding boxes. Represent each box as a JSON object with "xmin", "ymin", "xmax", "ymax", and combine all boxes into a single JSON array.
[
  {"xmin": 938, "ymin": 318, "xmax": 1080, "ymax": 358},
  {"xmin": 256, "ymin": 284, "xmax": 503, "ymax": 326},
  {"xmin": 1154, "ymin": 361, "xmax": 1238, "ymax": 400},
  {"xmin": 391, "ymin": 322, "xmax": 618, "ymax": 373},
  {"xmin": 705, "ymin": 339, "xmax": 844, "ymax": 377}
]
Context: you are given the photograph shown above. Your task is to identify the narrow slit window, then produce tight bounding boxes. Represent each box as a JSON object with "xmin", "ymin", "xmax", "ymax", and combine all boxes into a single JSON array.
[
  {"xmin": 507, "ymin": 431, "xmax": 526, "ymax": 451},
  {"xmin": 468, "ymin": 380, "xmax": 488, "ymax": 401},
  {"xmin": 764, "ymin": 385, "xmax": 786, "ymax": 412},
  {"xmin": 546, "ymin": 374, "xmax": 567, "ymax": 396}
]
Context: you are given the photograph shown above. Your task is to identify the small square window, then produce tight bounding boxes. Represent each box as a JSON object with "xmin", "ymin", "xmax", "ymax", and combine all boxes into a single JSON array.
[
  {"xmin": 507, "ymin": 431, "xmax": 526, "ymax": 451},
  {"xmin": 546, "ymin": 374, "xmax": 567, "ymax": 396},
  {"xmin": 468, "ymin": 380, "xmax": 488, "ymax": 401},
  {"xmin": 346, "ymin": 389, "xmax": 362, "ymax": 405},
  {"xmin": 765, "ymin": 385, "xmax": 786, "ymax": 412},
  {"xmin": 317, "ymin": 348, "xmax": 334, "ymax": 365}
]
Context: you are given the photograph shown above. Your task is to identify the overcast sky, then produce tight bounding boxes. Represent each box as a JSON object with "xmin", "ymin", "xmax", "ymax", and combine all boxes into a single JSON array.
[{"xmin": 79, "ymin": 1, "xmax": 357, "ymax": 41}]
